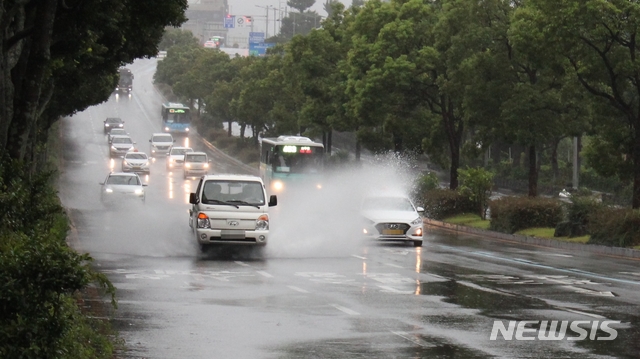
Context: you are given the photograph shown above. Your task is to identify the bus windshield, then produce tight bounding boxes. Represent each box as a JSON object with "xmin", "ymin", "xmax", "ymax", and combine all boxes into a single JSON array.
[{"xmin": 272, "ymin": 145, "xmax": 323, "ymax": 174}]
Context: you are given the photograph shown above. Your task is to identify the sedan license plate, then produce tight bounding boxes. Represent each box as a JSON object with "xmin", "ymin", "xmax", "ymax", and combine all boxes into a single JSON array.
[{"xmin": 382, "ymin": 229, "xmax": 404, "ymax": 235}]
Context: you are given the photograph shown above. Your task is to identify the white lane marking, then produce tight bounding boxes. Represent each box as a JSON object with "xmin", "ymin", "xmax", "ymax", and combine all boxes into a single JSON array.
[
  {"xmin": 235, "ymin": 261, "xmax": 250, "ymax": 267},
  {"xmin": 131, "ymin": 91, "xmax": 157, "ymax": 129},
  {"xmin": 331, "ymin": 304, "xmax": 360, "ymax": 316},
  {"xmin": 562, "ymin": 286, "xmax": 615, "ymax": 297},
  {"xmin": 391, "ymin": 331, "xmax": 432, "ymax": 347},
  {"xmin": 563, "ymin": 308, "xmax": 606, "ymax": 319},
  {"xmin": 377, "ymin": 285, "xmax": 414, "ymax": 294},
  {"xmin": 457, "ymin": 280, "xmax": 515, "ymax": 296},
  {"xmin": 351, "ymin": 255, "xmax": 367, "ymax": 260},
  {"xmin": 256, "ymin": 271, "xmax": 273, "ymax": 278},
  {"xmin": 384, "ymin": 263, "xmax": 403, "ymax": 268},
  {"xmin": 288, "ymin": 286, "xmax": 309, "ymax": 293},
  {"xmin": 550, "ymin": 253, "xmax": 573, "ymax": 258},
  {"xmin": 620, "ymin": 272, "xmax": 640, "ymax": 276}
]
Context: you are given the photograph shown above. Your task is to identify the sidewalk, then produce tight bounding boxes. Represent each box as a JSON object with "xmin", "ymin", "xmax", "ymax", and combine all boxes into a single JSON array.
[{"xmin": 425, "ymin": 217, "xmax": 640, "ymax": 260}]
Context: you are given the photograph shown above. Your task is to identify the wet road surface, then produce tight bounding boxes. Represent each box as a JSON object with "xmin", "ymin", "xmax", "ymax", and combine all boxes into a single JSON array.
[{"xmin": 59, "ymin": 58, "xmax": 640, "ymax": 359}]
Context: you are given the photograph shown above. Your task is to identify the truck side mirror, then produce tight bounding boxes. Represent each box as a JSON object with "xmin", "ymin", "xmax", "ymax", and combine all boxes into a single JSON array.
[
  {"xmin": 268, "ymin": 195, "xmax": 277, "ymax": 207},
  {"xmin": 189, "ymin": 193, "xmax": 198, "ymax": 204}
]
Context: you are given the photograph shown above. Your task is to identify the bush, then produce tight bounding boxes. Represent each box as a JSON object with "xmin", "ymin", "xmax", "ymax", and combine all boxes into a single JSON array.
[
  {"xmin": 421, "ymin": 188, "xmax": 476, "ymax": 220},
  {"xmin": 588, "ymin": 208, "xmax": 640, "ymax": 247},
  {"xmin": 489, "ymin": 196, "xmax": 563, "ymax": 234},
  {"xmin": 567, "ymin": 196, "xmax": 603, "ymax": 226},
  {"xmin": 458, "ymin": 167, "xmax": 494, "ymax": 220}
]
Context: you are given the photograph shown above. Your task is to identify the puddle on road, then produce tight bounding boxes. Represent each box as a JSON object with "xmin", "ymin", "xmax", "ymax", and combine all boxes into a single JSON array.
[{"xmin": 416, "ymin": 279, "xmax": 551, "ymax": 314}]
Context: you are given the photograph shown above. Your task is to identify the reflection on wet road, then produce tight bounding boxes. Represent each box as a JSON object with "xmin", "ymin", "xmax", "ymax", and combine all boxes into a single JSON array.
[{"xmin": 59, "ymin": 58, "xmax": 640, "ymax": 359}]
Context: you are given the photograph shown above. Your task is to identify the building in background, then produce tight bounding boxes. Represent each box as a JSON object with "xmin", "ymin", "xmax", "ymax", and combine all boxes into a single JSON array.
[{"xmin": 183, "ymin": 0, "xmax": 228, "ymax": 45}]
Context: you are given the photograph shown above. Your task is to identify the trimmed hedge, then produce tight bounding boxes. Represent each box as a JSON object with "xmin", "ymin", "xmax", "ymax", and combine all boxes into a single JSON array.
[
  {"xmin": 588, "ymin": 208, "xmax": 640, "ymax": 247},
  {"xmin": 489, "ymin": 196, "xmax": 563, "ymax": 234},
  {"xmin": 421, "ymin": 188, "xmax": 476, "ymax": 220}
]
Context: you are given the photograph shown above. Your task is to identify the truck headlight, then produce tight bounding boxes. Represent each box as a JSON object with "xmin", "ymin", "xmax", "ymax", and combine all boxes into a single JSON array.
[
  {"xmin": 135, "ymin": 189, "xmax": 143, "ymax": 195},
  {"xmin": 105, "ymin": 188, "xmax": 113, "ymax": 193},
  {"xmin": 272, "ymin": 180, "xmax": 283, "ymax": 191},
  {"xmin": 197, "ymin": 212, "xmax": 211, "ymax": 229},
  {"xmin": 255, "ymin": 214, "xmax": 269, "ymax": 230}
]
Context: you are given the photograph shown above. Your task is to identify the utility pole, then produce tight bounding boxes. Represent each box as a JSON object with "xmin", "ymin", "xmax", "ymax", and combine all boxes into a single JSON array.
[{"xmin": 255, "ymin": 5, "xmax": 271, "ymax": 37}]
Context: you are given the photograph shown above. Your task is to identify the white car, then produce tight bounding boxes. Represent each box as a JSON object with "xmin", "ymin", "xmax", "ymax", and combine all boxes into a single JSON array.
[
  {"xmin": 183, "ymin": 151, "xmax": 210, "ymax": 178},
  {"xmin": 107, "ymin": 128, "xmax": 128, "ymax": 143},
  {"xmin": 166, "ymin": 146, "xmax": 194, "ymax": 169},
  {"xmin": 99, "ymin": 172, "xmax": 147, "ymax": 203},
  {"xmin": 110, "ymin": 135, "xmax": 136, "ymax": 158},
  {"xmin": 149, "ymin": 133, "xmax": 174, "ymax": 154},
  {"xmin": 188, "ymin": 174, "xmax": 278, "ymax": 251},
  {"xmin": 121, "ymin": 151, "xmax": 151, "ymax": 173},
  {"xmin": 361, "ymin": 195, "xmax": 424, "ymax": 247}
]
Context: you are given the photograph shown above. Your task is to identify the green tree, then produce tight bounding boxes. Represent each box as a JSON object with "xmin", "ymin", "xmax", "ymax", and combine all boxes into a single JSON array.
[
  {"xmin": 0, "ymin": 0, "xmax": 187, "ymax": 163},
  {"xmin": 288, "ymin": 0, "xmax": 316, "ymax": 12},
  {"xmin": 458, "ymin": 167, "xmax": 494, "ymax": 219},
  {"xmin": 158, "ymin": 28, "xmax": 199, "ymax": 51},
  {"xmin": 519, "ymin": 0, "xmax": 640, "ymax": 207}
]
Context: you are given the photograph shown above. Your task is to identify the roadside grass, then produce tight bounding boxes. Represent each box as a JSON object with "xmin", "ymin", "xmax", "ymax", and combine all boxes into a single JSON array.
[
  {"xmin": 442, "ymin": 214, "xmax": 592, "ymax": 244},
  {"xmin": 442, "ymin": 213, "xmax": 490, "ymax": 229},
  {"xmin": 515, "ymin": 227, "xmax": 590, "ymax": 243}
]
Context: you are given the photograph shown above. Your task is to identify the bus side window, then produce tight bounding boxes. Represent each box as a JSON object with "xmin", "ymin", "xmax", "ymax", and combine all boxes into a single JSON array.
[{"xmin": 265, "ymin": 150, "xmax": 270, "ymax": 164}]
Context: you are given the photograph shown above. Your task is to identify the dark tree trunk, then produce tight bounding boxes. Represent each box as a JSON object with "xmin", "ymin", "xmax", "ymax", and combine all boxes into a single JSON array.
[
  {"xmin": 442, "ymin": 99, "xmax": 463, "ymax": 190},
  {"xmin": 512, "ymin": 145, "xmax": 522, "ymax": 168},
  {"xmin": 633, "ymin": 126, "xmax": 640, "ymax": 208},
  {"xmin": 240, "ymin": 123, "xmax": 246, "ymax": 139},
  {"xmin": 551, "ymin": 138, "xmax": 560, "ymax": 182},
  {"xmin": 227, "ymin": 120, "xmax": 232, "ymax": 137},
  {"xmin": 528, "ymin": 144, "xmax": 538, "ymax": 197},
  {"xmin": 6, "ymin": 0, "xmax": 58, "ymax": 161},
  {"xmin": 327, "ymin": 129, "xmax": 332, "ymax": 155}
]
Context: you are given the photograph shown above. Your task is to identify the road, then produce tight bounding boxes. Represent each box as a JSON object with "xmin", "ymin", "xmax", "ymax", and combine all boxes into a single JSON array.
[{"xmin": 58, "ymin": 58, "xmax": 640, "ymax": 359}]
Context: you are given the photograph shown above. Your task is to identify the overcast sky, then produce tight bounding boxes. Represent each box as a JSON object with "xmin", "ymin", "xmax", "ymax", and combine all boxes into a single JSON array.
[{"xmin": 228, "ymin": 0, "xmax": 353, "ymax": 18}]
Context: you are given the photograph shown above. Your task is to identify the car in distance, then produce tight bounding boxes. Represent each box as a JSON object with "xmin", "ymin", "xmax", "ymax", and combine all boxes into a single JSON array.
[
  {"xmin": 149, "ymin": 133, "xmax": 174, "ymax": 155},
  {"xmin": 107, "ymin": 128, "xmax": 128, "ymax": 143},
  {"xmin": 166, "ymin": 146, "xmax": 194, "ymax": 170},
  {"xmin": 121, "ymin": 151, "xmax": 151, "ymax": 174},
  {"xmin": 99, "ymin": 172, "xmax": 147, "ymax": 203},
  {"xmin": 361, "ymin": 195, "xmax": 425, "ymax": 247},
  {"xmin": 109, "ymin": 135, "xmax": 136, "ymax": 158},
  {"xmin": 183, "ymin": 151, "xmax": 210, "ymax": 179},
  {"xmin": 189, "ymin": 174, "xmax": 278, "ymax": 251},
  {"xmin": 103, "ymin": 117, "xmax": 124, "ymax": 134}
]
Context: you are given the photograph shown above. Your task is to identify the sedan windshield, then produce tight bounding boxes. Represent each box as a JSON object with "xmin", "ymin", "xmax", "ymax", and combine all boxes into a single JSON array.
[
  {"xmin": 153, "ymin": 135, "xmax": 173, "ymax": 143},
  {"xmin": 125, "ymin": 153, "xmax": 147, "ymax": 160},
  {"xmin": 112, "ymin": 137, "xmax": 133, "ymax": 144},
  {"xmin": 171, "ymin": 148, "xmax": 192, "ymax": 155},
  {"xmin": 107, "ymin": 175, "xmax": 140, "ymax": 185},
  {"xmin": 106, "ymin": 118, "xmax": 123, "ymax": 124},
  {"xmin": 186, "ymin": 155, "xmax": 206, "ymax": 163},
  {"xmin": 362, "ymin": 197, "xmax": 415, "ymax": 212}
]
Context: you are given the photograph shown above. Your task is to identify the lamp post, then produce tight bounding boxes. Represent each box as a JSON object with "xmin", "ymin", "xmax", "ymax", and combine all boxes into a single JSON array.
[{"xmin": 255, "ymin": 5, "xmax": 272, "ymax": 38}]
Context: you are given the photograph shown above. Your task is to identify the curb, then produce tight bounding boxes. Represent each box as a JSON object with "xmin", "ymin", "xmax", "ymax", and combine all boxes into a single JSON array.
[{"xmin": 424, "ymin": 218, "xmax": 640, "ymax": 260}]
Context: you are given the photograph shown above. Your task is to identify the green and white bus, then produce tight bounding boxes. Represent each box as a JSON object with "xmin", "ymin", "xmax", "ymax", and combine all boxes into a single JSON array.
[{"xmin": 259, "ymin": 136, "xmax": 325, "ymax": 195}]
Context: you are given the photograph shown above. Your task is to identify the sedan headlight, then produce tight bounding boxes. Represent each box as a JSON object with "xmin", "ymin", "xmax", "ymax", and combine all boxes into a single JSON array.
[
  {"xmin": 111, "ymin": 146, "xmax": 117, "ymax": 151},
  {"xmin": 105, "ymin": 188, "xmax": 113, "ymax": 193},
  {"xmin": 411, "ymin": 217, "xmax": 422, "ymax": 225},
  {"xmin": 185, "ymin": 163, "xmax": 191, "ymax": 168},
  {"xmin": 105, "ymin": 124, "xmax": 110, "ymax": 127},
  {"xmin": 134, "ymin": 189, "xmax": 143, "ymax": 195},
  {"xmin": 255, "ymin": 214, "xmax": 269, "ymax": 231}
]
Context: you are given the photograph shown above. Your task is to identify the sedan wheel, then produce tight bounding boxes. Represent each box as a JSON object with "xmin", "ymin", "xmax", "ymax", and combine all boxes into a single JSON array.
[{"xmin": 413, "ymin": 240, "xmax": 423, "ymax": 247}]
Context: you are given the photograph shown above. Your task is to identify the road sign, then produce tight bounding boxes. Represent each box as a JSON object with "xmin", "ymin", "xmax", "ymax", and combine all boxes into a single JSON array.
[
  {"xmin": 224, "ymin": 15, "xmax": 235, "ymax": 28},
  {"xmin": 249, "ymin": 32, "xmax": 265, "ymax": 44},
  {"xmin": 249, "ymin": 42, "xmax": 275, "ymax": 57}
]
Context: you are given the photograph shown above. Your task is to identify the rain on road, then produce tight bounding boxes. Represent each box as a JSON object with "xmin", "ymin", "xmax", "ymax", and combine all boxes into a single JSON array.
[{"xmin": 58, "ymin": 58, "xmax": 640, "ymax": 359}]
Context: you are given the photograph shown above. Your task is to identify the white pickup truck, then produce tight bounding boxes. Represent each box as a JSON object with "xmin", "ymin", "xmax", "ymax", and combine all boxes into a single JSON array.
[{"xmin": 189, "ymin": 174, "xmax": 277, "ymax": 252}]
